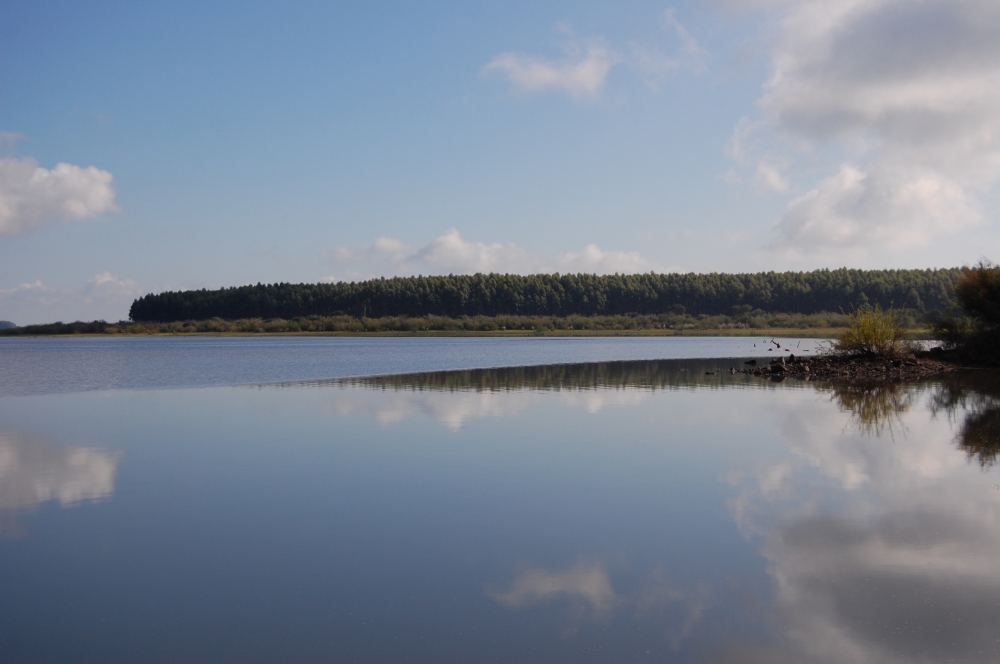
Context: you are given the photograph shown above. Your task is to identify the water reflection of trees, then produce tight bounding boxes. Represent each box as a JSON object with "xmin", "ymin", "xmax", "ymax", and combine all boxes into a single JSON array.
[
  {"xmin": 823, "ymin": 382, "xmax": 914, "ymax": 437},
  {"xmin": 333, "ymin": 359, "xmax": 773, "ymax": 393},
  {"xmin": 930, "ymin": 372, "xmax": 1000, "ymax": 467},
  {"xmin": 821, "ymin": 371, "xmax": 1000, "ymax": 466}
]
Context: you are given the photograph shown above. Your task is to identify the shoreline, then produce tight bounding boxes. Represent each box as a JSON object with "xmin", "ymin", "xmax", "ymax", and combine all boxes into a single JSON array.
[
  {"xmin": 0, "ymin": 327, "xmax": 934, "ymax": 339},
  {"xmin": 734, "ymin": 349, "xmax": 981, "ymax": 382}
]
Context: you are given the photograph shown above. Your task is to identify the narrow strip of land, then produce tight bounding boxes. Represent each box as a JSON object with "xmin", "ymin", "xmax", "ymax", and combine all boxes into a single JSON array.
[{"xmin": 0, "ymin": 318, "xmax": 932, "ymax": 339}]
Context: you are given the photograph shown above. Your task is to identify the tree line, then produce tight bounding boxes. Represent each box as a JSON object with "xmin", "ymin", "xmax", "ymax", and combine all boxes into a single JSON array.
[
  {"xmin": 128, "ymin": 269, "xmax": 961, "ymax": 322},
  {"xmin": 1, "ymin": 310, "xmax": 858, "ymax": 337}
]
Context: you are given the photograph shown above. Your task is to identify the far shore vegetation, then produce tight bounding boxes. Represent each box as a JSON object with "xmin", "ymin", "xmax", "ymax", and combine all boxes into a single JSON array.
[
  {"xmin": 127, "ymin": 269, "xmax": 960, "ymax": 322},
  {"xmin": 0, "ymin": 310, "xmax": 934, "ymax": 338},
  {"xmin": 2, "ymin": 267, "xmax": 987, "ymax": 341}
]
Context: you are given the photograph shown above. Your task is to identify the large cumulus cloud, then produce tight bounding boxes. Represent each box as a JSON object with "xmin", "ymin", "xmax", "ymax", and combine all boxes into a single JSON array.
[
  {"xmin": 734, "ymin": 0, "xmax": 1000, "ymax": 257},
  {"xmin": 0, "ymin": 157, "xmax": 118, "ymax": 236}
]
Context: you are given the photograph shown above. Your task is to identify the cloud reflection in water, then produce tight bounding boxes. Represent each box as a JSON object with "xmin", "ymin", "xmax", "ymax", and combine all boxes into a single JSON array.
[
  {"xmin": 303, "ymin": 359, "xmax": 755, "ymax": 430},
  {"xmin": 0, "ymin": 431, "xmax": 119, "ymax": 512},
  {"xmin": 271, "ymin": 360, "xmax": 1000, "ymax": 660},
  {"xmin": 489, "ymin": 561, "xmax": 712, "ymax": 650},
  {"xmin": 331, "ymin": 389, "xmax": 649, "ymax": 431},
  {"xmin": 726, "ymin": 376, "xmax": 1000, "ymax": 663},
  {"xmin": 490, "ymin": 563, "xmax": 619, "ymax": 613}
]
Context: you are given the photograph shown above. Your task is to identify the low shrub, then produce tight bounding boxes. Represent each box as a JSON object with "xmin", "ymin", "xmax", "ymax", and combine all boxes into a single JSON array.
[{"xmin": 833, "ymin": 305, "xmax": 909, "ymax": 358}]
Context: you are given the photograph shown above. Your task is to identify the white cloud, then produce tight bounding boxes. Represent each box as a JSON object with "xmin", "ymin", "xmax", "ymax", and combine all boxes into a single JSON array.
[
  {"xmin": 755, "ymin": 161, "xmax": 790, "ymax": 193},
  {"xmin": 0, "ymin": 132, "xmax": 25, "ymax": 151},
  {"xmin": 415, "ymin": 230, "xmax": 541, "ymax": 274},
  {"xmin": 371, "ymin": 236, "xmax": 410, "ymax": 261},
  {"xmin": 628, "ymin": 44, "xmax": 680, "ymax": 87},
  {"xmin": 87, "ymin": 271, "xmax": 139, "ymax": 293},
  {"xmin": 553, "ymin": 243, "xmax": 654, "ymax": 274},
  {"xmin": 324, "ymin": 229, "xmax": 658, "ymax": 281},
  {"xmin": 485, "ymin": 10, "xmax": 704, "ymax": 99},
  {"xmin": 322, "ymin": 236, "xmax": 413, "ymax": 271},
  {"xmin": 728, "ymin": 0, "xmax": 1000, "ymax": 257},
  {"xmin": 0, "ymin": 157, "xmax": 118, "ymax": 236},
  {"xmin": 0, "ymin": 272, "xmax": 141, "ymax": 325},
  {"xmin": 724, "ymin": 116, "xmax": 764, "ymax": 165},
  {"xmin": 662, "ymin": 8, "xmax": 706, "ymax": 64},
  {"xmin": 631, "ymin": 10, "xmax": 706, "ymax": 88},
  {"xmin": 711, "ymin": 0, "xmax": 797, "ymax": 10},
  {"xmin": 761, "ymin": 0, "xmax": 1000, "ymax": 164},
  {"xmin": 774, "ymin": 163, "xmax": 979, "ymax": 254},
  {"xmin": 484, "ymin": 43, "xmax": 619, "ymax": 99},
  {"xmin": 0, "ymin": 280, "xmax": 60, "ymax": 316},
  {"xmin": 720, "ymin": 168, "xmax": 743, "ymax": 185}
]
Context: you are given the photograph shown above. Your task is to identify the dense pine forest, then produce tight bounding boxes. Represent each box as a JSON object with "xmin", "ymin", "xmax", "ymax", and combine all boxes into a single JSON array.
[{"xmin": 129, "ymin": 269, "xmax": 961, "ymax": 322}]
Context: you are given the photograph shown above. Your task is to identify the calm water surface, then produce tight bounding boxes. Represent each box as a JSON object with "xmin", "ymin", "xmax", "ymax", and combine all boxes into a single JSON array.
[
  {"xmin": 0, "ymin": 336, "xmax": 826, "ymax": 396},
  {"xmin": 1, "ymin": 340, "xmax": 999, "ymax": 663}
]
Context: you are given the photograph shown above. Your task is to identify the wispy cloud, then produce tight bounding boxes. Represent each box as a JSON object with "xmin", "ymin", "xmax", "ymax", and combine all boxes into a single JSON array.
[
  {"xmin": 484, "ymin": 10, "xmax": 705, "ymax": 99},
  {"xmin": 323, "ymin": 229, "xmax": 658, "ymax": 282},
  {"xmin": 0, "ymin": 272, "xmax": 141, "ymax": 325},
  {"xmin": 0, "ymin": 156, "xmax": 119, "ymax": 236},
  {"xmin": 552, "ymin": 242, "xmax": 654, "ymax": 274},
  {"xmin": 0, "ymin": 132, "xmax": 25, "ymax": 155},
  {"xmin": 484, "ymin": 43, "xmax": 619, "ymax": 99},
  {"xmin": 661, "ymin": 8, "xmax": 706, "ymax": 65},
  {"xmin": 755, "ymin": 161, "xmax": 790, "ymax": 193}
]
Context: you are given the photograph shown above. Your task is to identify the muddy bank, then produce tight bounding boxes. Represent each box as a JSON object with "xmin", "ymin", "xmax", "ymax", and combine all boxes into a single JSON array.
[{"xmin": 729, "ymin": 349, "xmax": 964, "ymax": 381}]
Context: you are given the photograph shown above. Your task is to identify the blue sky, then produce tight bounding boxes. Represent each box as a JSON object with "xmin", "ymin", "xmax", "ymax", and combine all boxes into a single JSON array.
[{"xmin": 2, "ymin": 0, "xmax": 999, "ymax": 323}]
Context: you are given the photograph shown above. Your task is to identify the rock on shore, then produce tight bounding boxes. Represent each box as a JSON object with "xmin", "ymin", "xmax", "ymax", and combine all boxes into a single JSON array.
[{"xmin": 734, "ymin": 350, "xmax": 960, "ymax": 381}]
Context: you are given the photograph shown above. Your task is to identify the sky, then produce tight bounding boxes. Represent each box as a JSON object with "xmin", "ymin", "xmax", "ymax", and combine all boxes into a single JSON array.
[{"xmin": 2, "ymin": 0, "xmax": 999, "ymax": 324}]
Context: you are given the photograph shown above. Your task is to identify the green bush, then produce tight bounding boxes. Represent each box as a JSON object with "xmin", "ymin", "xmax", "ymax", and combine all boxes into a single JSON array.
[{"xmin": 833, "ymin": 305, "xmax": 908, "ymax": 358}]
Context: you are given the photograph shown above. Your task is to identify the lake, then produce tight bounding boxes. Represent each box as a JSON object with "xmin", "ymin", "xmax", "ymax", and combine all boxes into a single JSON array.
[
  {"xmin": 0, "ymin": 335, "xmax": 827, "ymax": 397},
  {"xmin": 1, "ymin": 337, "xmax": 998, "ymax": 663}
]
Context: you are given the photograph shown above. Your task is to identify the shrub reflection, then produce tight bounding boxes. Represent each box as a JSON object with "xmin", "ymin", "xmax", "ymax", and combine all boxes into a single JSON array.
[
  {"xmin": 824, "ymin": 382, "xmax": 914, "ymax": 437},
  {"xmin": 930, "ymin": 372, "xmax": 1000, "ymax": 467}
]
